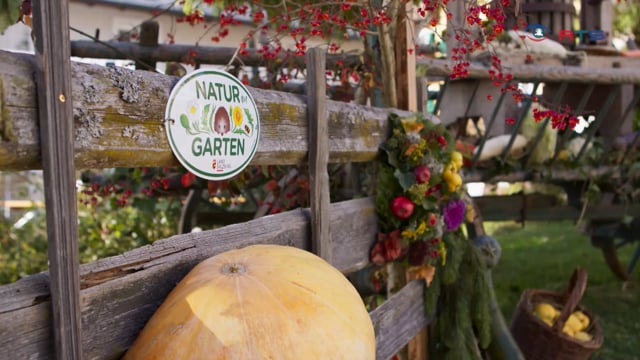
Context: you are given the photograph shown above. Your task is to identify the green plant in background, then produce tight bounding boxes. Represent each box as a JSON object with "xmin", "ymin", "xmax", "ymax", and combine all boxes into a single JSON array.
[
  {"xmin": 77, "ymin": 195, "xmax": 181, "ymax": 263},
  {"xmin": 613, "ymin": 1, "xmax": 640, "ymax": 48},
  {"xmin": 0, "ymin": 209, "xmax": 48, "ymax": 284},
  {"xmin": 0, "ymin": 195, "xmax": 181, "ymax": 285}
]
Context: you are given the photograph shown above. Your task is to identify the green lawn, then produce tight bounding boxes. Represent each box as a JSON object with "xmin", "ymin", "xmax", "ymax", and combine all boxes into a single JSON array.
[{"xmin": 488, "ymin": 221, "xmax": 640, "ymax": 360}]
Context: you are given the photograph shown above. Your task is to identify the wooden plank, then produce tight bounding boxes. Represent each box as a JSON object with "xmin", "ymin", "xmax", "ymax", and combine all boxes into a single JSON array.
[
  {"xmin": 70, "ymin": 41, "xmax": 363, "ymax": 70},
  {"xmin": 473, "ymin": 195, "xmax": 640, "ymax": 221},
  {"xmin": 419, "ymin": 58, "xmax": 640, "ymax": 84},
  {"xmin": 371, "ymin": 280, "xmax": 433, "ymax": 360},
  {"xmin": 306, "ymin": 48, "xmax": 332, "ymax": 263},
  {"xmin": 0, "ymin": 197, "xmax": 377, "ymax": 359},
  {"xmin": 405, "ymin": 272, "xmax": 429, "ymax": 360},
  {"xmin": 394, "ymin": 1, "xmax": 417, "ymax": 112},
  {"xmin": 0, "ymin": 50, "xmax": 418, "ymax": 171},
  {"xmin": 465, "ymin": 165, "xmax": 640, "ymax": 183},
  {"xmin": 31, "ymin": 0, "xmax": 83, "ymax": 358},
  {"xmin": 134, "ymin": 20, "xmax": 159, "ymax": 71}
]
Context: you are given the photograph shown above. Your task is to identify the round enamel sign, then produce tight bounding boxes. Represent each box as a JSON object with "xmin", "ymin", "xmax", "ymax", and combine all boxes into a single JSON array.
[{"xmin": 165, "ymin": 69, "xmax": 260, "ymax": 180}]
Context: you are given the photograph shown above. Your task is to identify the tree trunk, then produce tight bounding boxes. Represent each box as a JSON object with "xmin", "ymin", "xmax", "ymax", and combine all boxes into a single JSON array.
[{"xmin": 377, "ymin": 0, "xmax": 399, "ymax": 108}]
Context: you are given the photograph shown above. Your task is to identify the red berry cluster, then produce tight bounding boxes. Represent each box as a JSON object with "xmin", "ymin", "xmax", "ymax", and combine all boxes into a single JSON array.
[
  {"xmin": 408, "ymin": 237, "xmax": 441, "ymax": 266},
  {"xmin": 533, "ymin": 107, "xmax": 578, "ymax": 131},
  {"xmin": 79, "ymin": 183, "xmax": 133, "ymax": 207}
]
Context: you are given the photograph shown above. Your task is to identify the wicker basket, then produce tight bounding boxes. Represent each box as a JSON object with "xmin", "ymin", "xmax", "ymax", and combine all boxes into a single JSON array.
[{"xmin": 510, "ymin": 267, "xmax": 604, "ymax": 360}]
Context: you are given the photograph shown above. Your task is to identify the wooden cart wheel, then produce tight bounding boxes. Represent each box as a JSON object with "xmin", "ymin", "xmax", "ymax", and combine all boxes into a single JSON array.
[
  {"xmin": 594, "ymin": 235, "xmax": 639, "ymax": 281},
  {"xmin": 178, "ymin": 189, "xmax": 201, "ymax": 234}
]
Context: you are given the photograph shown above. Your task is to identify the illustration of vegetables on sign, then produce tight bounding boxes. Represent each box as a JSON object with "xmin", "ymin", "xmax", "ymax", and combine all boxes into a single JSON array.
[{"xmin": 165, "ymin": 69, "xmax": 260, "ymax": 181}]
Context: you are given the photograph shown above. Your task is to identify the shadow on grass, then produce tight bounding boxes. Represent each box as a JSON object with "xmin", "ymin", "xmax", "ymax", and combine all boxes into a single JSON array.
[{"xmin": 488, "ymin": 221, "xmax": 640, "ymax": 360}]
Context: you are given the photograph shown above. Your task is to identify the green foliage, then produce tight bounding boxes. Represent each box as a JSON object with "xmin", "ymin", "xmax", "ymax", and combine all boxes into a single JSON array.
[
  {"xmin": 373, "ymin": 113, "xmax": 492, "ymax": 357},
  {"xmin": 428, "ymin": 230, "xmax": 492, "ymax": 360},
  {"xmin": 0, "ymin": 196, "xmax": 181, "ymax": 285},
  {"xmin": 77, "ymin": 196, "xmax": 181, "ymax": 263},
  {"xmin": 0, "ymin": 209, "xmax": 48, "ymax": 284},
  {"xmin": 375, "ymin": 163, "xmax": 402, "ymax": 232},
  {"xmin": 0, "ymin": 0, "xmax": 22, "ymax": 34},
  {"xmin": 613, "ymin": 2, "xmax": 640, "ymax": 46},
  {"xmin": 441, "ymin": 231, "xmax": 467, "ymax": 285}
]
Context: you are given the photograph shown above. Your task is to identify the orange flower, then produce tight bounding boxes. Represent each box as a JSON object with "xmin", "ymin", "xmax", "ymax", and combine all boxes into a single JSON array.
[{"xmin": 404, "ymin": 143, "xmax": 418, "ymax": 156}]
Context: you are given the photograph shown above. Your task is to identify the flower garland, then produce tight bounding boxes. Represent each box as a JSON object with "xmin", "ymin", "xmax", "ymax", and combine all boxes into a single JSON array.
[{"xmin": 370, "ymin": 113, "xmax": 474, "ymax": 282}]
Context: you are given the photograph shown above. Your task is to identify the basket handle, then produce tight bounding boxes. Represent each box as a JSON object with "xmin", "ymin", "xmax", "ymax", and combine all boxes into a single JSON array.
[{"xmin": 552, "ymin": 267, "xmax": 588, "ymax": 333}]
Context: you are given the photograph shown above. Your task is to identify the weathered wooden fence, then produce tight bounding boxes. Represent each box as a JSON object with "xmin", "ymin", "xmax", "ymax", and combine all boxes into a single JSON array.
[
  {"xmin": 0, "ymin": 41, "xmax": 435, "ymax": 359},
  {"xmin": 3, "ymin": 10, "xmax": 640, "ymax": 357}
]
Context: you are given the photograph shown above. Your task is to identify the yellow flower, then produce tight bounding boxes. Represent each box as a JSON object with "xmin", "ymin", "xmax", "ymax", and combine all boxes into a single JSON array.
[
  {"xmin": 465, "ymin": 203, "xmax": 476, "ymax": 223},
  {"xmin": 416, "ymin": 221, "xmax": 427, "ymax": 235},
  {"xmin": 401, "ymin": 117, "xmax": 424, "ymax": 133},
  {"xmin": 451, "ymin": 151, "xmax": 463, "ymax": 169},
  {"xmin": 232, "ymin": 106, "xmax": 243, "ymax": 127},
  {"xmin": 439, "ymin": 241, "xmax": 447, "ymax": 266},
  {"xmin": 402, "ymin": 229, "xmax": 417, "ymax": 241}
]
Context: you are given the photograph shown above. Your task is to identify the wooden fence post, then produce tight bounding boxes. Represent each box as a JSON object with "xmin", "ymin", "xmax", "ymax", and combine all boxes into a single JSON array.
[
  {"xmin": 306, "ymin": 48, "xmax": 332, "ymax": 264},
  {"xmin": 135, "ymin": 20, "xmax": 159, "ymax": 71},
  {"xmin": 395, "ymin": 1, "xmax": 417, "ymax": 112},
  {"xmin": 32, "ymin": 0, "xmax": 83, "ymax": 358}
]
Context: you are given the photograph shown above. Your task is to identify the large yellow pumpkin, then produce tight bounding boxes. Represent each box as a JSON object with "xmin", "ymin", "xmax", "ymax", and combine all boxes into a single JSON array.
[{"xmin": 124, "ymin": 244, "xmax": 376, "ymax": 359}]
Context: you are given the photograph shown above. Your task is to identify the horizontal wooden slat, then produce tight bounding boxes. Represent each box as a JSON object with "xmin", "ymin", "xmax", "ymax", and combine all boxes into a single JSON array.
[
  {"xmin": 419, "ymin": 58, "xmax": 640, "ymax": 84},
  {"xmin": 0, "ymin": 50, "xmax": 420, "ymax": 171},
  {"xmin": 475, "ymin": 194, "xmax": 640, "ymax": 221},
  {"xmin": 371, "ymin": 280, "xmax": 433, "ymax": 360},
  {"xmin": 465, "ymin": 165, "xmax": 640, "ymax": 183},
  {"xmin": 70, "ymin": 41, "xmax": 363, "ymax": 70},
  {"xmin": 0, "ymin": 197, "xmax": 378, "ymax": 359}
]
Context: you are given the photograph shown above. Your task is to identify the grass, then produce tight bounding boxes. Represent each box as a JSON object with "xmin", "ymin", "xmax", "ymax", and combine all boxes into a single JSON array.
[{"xmin": 488, "ymin": 221, "xmax": 640, "ymax": 360}]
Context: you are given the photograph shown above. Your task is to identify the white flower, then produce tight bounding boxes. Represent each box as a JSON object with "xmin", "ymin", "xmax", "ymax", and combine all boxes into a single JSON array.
[{"xmin": 574, "ymin": 115, "xmax": 595, "ymax": 134}]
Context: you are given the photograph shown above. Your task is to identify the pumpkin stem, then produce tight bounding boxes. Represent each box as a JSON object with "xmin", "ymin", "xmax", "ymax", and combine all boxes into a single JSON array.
[{"xmin": 222, "ymin": 263, "xmax": 247, "ymax": 275}]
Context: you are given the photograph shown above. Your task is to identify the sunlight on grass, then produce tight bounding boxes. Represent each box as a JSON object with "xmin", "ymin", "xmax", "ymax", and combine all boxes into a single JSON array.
[{"xmin": 488, "ymin": 221, "xmax": 640, "ymax": 360}]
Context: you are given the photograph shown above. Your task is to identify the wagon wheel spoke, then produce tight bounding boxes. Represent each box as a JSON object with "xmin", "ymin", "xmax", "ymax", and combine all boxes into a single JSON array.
[
  {"xmin": 600, "ymin": 240, "xmax": 633, "ymax": 281},
  {"xmin": 178, "ymin": 189, "xmax": 202, "ymax": 234},
  {"xmin": 627, "ymin": 242, "xmax": 640, "ymax": 276},
  {"xmin": 615, "ymin": 237, "xmax": 634, "ymax": 249}
]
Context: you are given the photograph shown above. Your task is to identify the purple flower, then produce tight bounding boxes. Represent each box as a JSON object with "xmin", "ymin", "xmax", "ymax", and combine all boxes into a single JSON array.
[{"xmin": 443, "ymin": 200, "xmax": 466, "ymax": 231}]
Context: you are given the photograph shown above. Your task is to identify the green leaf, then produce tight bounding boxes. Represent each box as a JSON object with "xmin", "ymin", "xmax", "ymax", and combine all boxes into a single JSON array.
[
  {"xmin": 182, "ymin": 0, "xmax": 193, "ymax": 15},
  {"xmin": 201, "ymin": 104, "xmax": 211, "ymax": 130},
  {"xmin": 244, "ymin": 108, "xmax": 254, "ymax": 126},
  {"xmin": 375, "ymin": 163, "xmax": 403, "ymax": 232},
  {"xmin": 394, "ymin": 169, "xmax": 415, "ymax": 192},
  {"xmin": 0, "ymin": 0, "xmax": 22, "ymax": 35},
  {"xmin": 384, "ymin": 147, "xmax": 400, "ymax": 169},
  {"xmin": 180, "ymin": 114, "xmax": 191, "ymax": 131}
]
